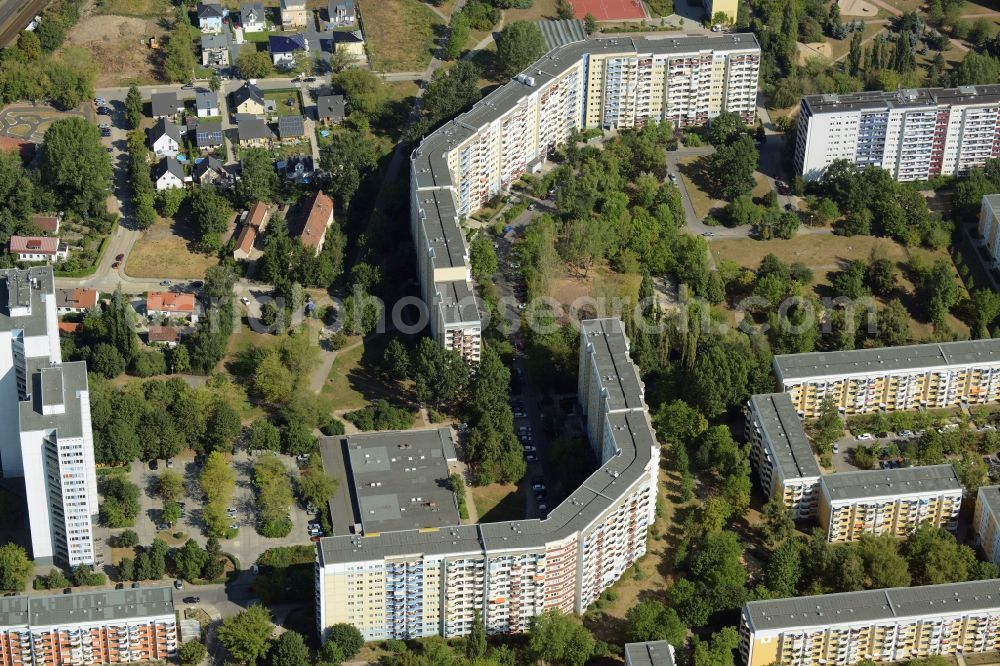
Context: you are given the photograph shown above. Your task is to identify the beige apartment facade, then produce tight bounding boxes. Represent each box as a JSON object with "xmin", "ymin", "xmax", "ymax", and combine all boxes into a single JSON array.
[
  {"xmin": 818, "ymin": 465, "xmax": 962, "ymax": 542},
  {"xmin": 740, "ymin": 579, "xmax": 1000, "ymax": 666},
  {"xmin": 773, "ymin": 340, "xmax": 1000, "ymax": 418}
]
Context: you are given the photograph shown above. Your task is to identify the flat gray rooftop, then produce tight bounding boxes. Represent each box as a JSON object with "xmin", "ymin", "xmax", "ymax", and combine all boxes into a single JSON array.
[
  {"xmin": 774, "ymin": 339, "xmax": 1000, "ymax": 382},
  {"xmin": 436, "ymin": 280, "xmax": 481, "ymax": 327},
  {"xmin": 745, "ymin": 578, "xmax": 1000, "ymax": 631},
  {"xmin": 625, "ymin": 641, "xmax": 675, "ymax": 666},
  {"xmin": 581, "ymin": 318, "xmax": 644, "ymax": 412},
  {"xmin": 19, "ymin": 361, "xmax": 88, "ymax": 439},
  {"xmin": 803, "ymin": 84, "xmax": 1000, "ymax": 116},
  {"xmin": 340, "ymin": 428, "xmax": 460, "ymax": 534},
  {"xmin": 821, "ymin": 464, "xmax": 961, "ymax": 501},
  {"xmin": 1, "ymin": 267, "xmax": 55, "ymax": 338},
  {"xmin": 749, "ymin": 393, "xmax": 821, "ymax": 481},
  {"xmin": 0, "ymin": 586, "xmax": 177, "ymax": 628}
]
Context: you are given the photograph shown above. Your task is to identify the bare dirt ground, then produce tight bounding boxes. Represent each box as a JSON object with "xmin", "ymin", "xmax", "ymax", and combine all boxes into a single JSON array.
[
  {"xmin": 839, "ymin": 0, "xmax": 879, "ymax": 16},
  {"xmin": 64, "ymin": 15, "xmax": 166, "ymax": 87}
]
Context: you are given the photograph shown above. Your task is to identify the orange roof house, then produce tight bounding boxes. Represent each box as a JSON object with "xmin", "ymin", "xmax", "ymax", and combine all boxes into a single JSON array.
[
  {"xmin": 55, "ymin": 288, "xmax": 99, "ymax": 313},
  {"xmin": 233, "ymin": 202, "xmax": 270, "ymax": 261},
  {"xmin": 146, "ymin": 292, "xmax": 199, "ymax": 322},
  {"xmin": 299, "ymin": 190, "xmax": 334, "ymax": 256}
]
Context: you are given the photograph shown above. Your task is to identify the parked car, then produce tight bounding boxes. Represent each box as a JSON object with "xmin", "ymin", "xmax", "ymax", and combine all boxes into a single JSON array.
[
  {"xmin": 173, "ymin": 579, "xmax": 183, "ymax": 589},
  {"xmin": 857, "ymin": 433, "xmax": 873, "ymax": 441},
  {"xmin": 183, "ymin": 596, "xmax": 200, "ymax": 603}
]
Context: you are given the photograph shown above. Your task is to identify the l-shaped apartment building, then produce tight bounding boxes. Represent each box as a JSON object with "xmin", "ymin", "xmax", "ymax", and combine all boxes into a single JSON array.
[
  {"xmin": 794, "ymin": 85, "xmax": 1000, "ymax": 182},
  {"xmin": 0, "ymin": 267, "xmax": 98, "ymax": 567},
  {"xmin": 410, "ymin": 32, "xmax": 760, "ymax": 362},
  {"xmin": 315, "ymin": 318, "xmax": 659, "ymax": 641},
  {"xmin": 0, "ymin": 587, "xmax": 178, "ymax": 666},
  {"xmin": 739, "ymin": 578, "xmax": 1000, "ymax": 666}
]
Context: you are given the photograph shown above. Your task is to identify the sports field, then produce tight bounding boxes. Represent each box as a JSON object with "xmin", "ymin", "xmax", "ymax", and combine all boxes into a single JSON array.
[{"xmin": 569, "ymin": 0, "xmax": 647, "ymax": 20}]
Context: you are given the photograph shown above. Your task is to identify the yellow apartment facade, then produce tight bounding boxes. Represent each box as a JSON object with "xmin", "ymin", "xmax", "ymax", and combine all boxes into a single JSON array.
[{"xmin": 740, "ymin": 579, "xmax": 1000, "ymax": 666}]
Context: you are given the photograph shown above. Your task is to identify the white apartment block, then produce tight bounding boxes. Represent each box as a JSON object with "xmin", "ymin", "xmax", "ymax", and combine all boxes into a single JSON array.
[
  {"xmin": 977, "ymin": 194, "xmax": 1000, "ymax": 268},
  {"xmin": 795, "ymin": 85, "xmax": 1000, "ymax": 182},
  {"xmin": 740, "ymin": 579, "xmax": 1000, "ymax": 666},
  {"xmin": 0, "ymin": 267, "xmax": 98, "ymax": 567},
  {"xmin": 410, "ymin": 33, "xmax": 760, "ymax": 362},
  {"xmin": 974, "ymin": 485, "xmax": 1000, "ymax": 566},
  {"xmin": 316, "ymin": 318, "xmax": 659, "ymax": 641},
  {"xmin": 773, "ymin": 340, "xmax": 1000, "ymax": 419},
  {"xmin": 745, "ymin": 393, "xmax": 821, "ymax": 520},
  {"xmin": 818, "ymin": 464, "xmax": 962, "ymax": 542},
  {"xmin": 0, "ymin": 587, "xmax": 178, "ymax": 666}
]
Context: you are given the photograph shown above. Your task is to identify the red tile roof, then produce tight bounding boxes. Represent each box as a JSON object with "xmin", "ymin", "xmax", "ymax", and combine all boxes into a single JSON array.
[
  {"xmin": 235, "ymin": 224, "xmax": 258, "ymax": 256},
  {"xmin": 146, "ymin": 291, "xmax": 197, "ymax": 313},
  {"xmin": 300, "ymin": 190, "xmax": 333, "ymax": 250},
  {"xmin": 10, "ymin": 235, "xmax": 59, "ymax": 254},
  {"xmin": 148, "ymin": 326, "xmax": 182, "ymax": 343},
  {"xmin": 57, "ymin": 288, "xmax": 99, "ymax": 310},
  {"xmin": 31, "ymin": 214, "xmax": 60, "ymax": 233},
  {"xmin": 58, "ymin": 322, "xmax": 82, "ymax": 335},
  {"xmin": 247, "ymin": 201, "xmax": 269, "ymax": 229}
]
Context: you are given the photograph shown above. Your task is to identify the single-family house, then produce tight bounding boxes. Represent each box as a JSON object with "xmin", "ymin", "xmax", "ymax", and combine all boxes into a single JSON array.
[
  {"xmin": 194, "ymin": 120, "xmax": 224, "ymax": 150},
  {"xmin": 277, "ymin": 115, "xmax": 305, "ymax": 142},
  {"xmin": 147, "ymin": 292, "xmax": 199, "ymax": 323},
  {"xmin": 147, "ymin": 325, "xmax": 183, "ymax": 347},
  {"xmin": 58, "ymin": 321, "xmax": 82, "ymax": 336},
  {"xmin": 330, "ymin": 30, "xmax": 364, "ymax": 57},
  {"xmin": 196, "ymin": 91, "xmax": 220, "ymax": 118},
  {"xmin": 280, "ymin": 0, "xmax": 308, "ymax": 29},
  {"xmin": 149, "ymin": 118, "xmax": 182, "ymax": 157},
  {"xmin": 55, "ymin": 288, "xmax": 99, "ymax": 314},
  {"xmin": 193, "ymin": 156, "xmax": 231, "ymax": 187},
  {"xmin": 299, "ymin": 190, "xmax": 334, "ymax": 255},
  {"xmin": 9, "ymin": 236, "xmax": 69, "ymax": 262},
  {"xmin": 236, "ymin": 115, "xmax": 275, "ymax": 147},
  {"xmin": 30, "ymin": 213, "xmax": 61, "ymax": 235},
  {"xmin": 151, "ymin": 92, "xmax": 183, "ymax": 120},
  {"xmin": 197, "ymin": 1, "xmax": 225, "ymax": 33},
  {"xmin": 278, "ymin": 155, "xmax": 314, "ymax": 183},
  {"xmin": 154, "ymin": 157, "xmax": 186, "ymax": 191},
  {"xmin": 269, "ymin": 34, "xmax": 308, "ymax": 68},
  {"xmin": 327, "ymin": 0, "xmax": 356, "ymax": 27},
  {"xmin": 316, "ymin": 95, "xmax": 345, "ymax": 125},
  {"xmin": 233, "ymin": 201, "xmax": 270, "ymax": 260},
  {"xmin": 240, "ymin": 2, "xmax": 266, "ymax": 32},
  {"xmin": 231, "ymin": 82, "xmax": 265, "ymax": 116},
  {"xmin": 201, "ymin": 34, "xmax": 230, "ymax": 67}
]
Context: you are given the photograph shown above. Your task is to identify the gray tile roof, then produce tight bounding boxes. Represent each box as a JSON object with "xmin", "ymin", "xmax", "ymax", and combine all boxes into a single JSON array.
[
  {"xmin": 155, "ymin": 157, "xmax": 185, "ymax": 181},
  {"xmin": 150, "ymin": 92, "xmax": 180, "ymax": 117},
  {"xmin": 1, "ymin": 267, "xmax": 56, "ymax": 338},
  {"xmin": 581, "ymin": 318, "xmax": 644, "ymax": 413},
  {"xmin": 198, "ymin": 1, "xmax": 224, "ymax": 19},
  {"xmin": 821, "ymin": 464, "xmax": 961, "ymax": 502},
  {"xmin": 773, "ymin": 339, "xmax": 1000, "ymax": 383},
  {"xmin": 337, "ymin": 428, "xmax": 460, "ymax": 533},
  {"xmin": 232, "ymin": 82, "xmax": 264, "ymax": 108},
  {"xmin": 278, "ymin": 115, "xmax": 305, "ymax": 138},
  {"xmin": 236, "ymin": 115, "xmax": 274, "ymax": 141},
  {"xmin": 195, "ymin": 120, "xmax": 223, "ymax": 147},
  {"xmin": 749, "ymin": 393, "xmax": 821, "ymax": 481},
  {"xmin": 625, "ymin": 641, "xmax": 675, "ymax": 666},
  {"xmin": 744, "ymin": 578, "xmax": 1000, "ymax": 632},
  {"xmin": 196, "ymin": 90, "xmax": 219, "ymax": 112},
  {"xmin": 201, "ymin": 34, "xmax": 228, "ymax": 50},
  {"xmin": 150, "ymin": 117, "xmax": 182, "ymax": 145},
  {"xmin": 240, "ymin": 2, "xmax": 264, "ymax": 18},
  {"xmin": 317, "ymin": 94, "xmax": 345, "ymax": 121}
]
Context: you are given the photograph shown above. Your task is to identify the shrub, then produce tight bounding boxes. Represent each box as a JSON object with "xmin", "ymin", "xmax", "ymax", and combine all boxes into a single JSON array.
[{"xmin": 112, "ymin": 529, "xmax": 139, "ymax": 548}]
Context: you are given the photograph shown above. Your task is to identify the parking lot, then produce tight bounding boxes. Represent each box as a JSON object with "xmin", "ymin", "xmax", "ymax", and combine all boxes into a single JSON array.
[
  {"xmin": 119, "ymin": 449, "xmax": 319, "ymax": 572},
  {"xmin": 830, "ymin": 421, "xmax": 999, "ymax": 475}
]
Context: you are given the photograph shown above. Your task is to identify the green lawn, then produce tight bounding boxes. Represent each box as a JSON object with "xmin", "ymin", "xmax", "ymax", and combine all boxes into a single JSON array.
[
  {"xmin": 471, "ymin": 483, "xmax": 526, "ymax": 523},
  {"xmin": 264, "ymin": 89, "xmax": 303, "ymax": 116},
  {"xmin": 357, "ymin": 0, "xmax": 444, "ymax": 72},
  {"xmin": 321, "ymin": 342, "xmax": 368, "ymax": 411}
]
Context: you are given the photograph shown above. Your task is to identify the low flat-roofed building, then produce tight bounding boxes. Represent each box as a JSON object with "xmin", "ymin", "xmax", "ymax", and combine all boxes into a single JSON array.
[
  {"xmin": 818, "ymin": 464, "xmax": 962, "ymax": 542},
  {"xmin": 625, "ymin": 641, "xmax": 676, "ymax": 666},
  {"xmin": 975, "ymin": 485, "xmax": 1000, "ymax": 565},
  {"xmin": 0, "ymin": 586, "xmax": 179, "ymax": 665},
  {"xmin": 773, "ymin": 339, "xmax": 1000, "ymax": 417},
  {"xmin": 740, "ymin": 578, "xmax": 1000, "ymax": 666},
  {"xmin": 746, "ymin": 393, "xmax": 821, "ymax": 520},
  {"xmin": 340, "ymin": 428, "xmax": 459, "ymax": 534}
]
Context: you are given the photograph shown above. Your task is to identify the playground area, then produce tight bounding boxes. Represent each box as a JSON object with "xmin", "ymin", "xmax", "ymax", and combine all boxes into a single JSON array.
[
  {"xmin": 0, "ymin": 105, "xmax": 92, "ymax": 143},
  {"xmin": 569, "ymin": 0, "xmax": 647, "ymax": 20}
]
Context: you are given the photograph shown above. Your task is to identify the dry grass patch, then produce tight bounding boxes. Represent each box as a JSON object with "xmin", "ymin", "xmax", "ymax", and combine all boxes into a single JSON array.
[
  {"xmin": 471, "ymin": 482, "xmax": 525, "ymax": 523},
  {"xmin": 126, "ymin": 217, "xmax": 220, "ymax": 279},
  {"xmin": 94, "ymin": 0, "xmax": 173, "ymax": 17},
  {"xmin": 357, "ymin": 0, "xmax": 444, "ymax": 71},
  {"xmin": 505, "ymin": 0, "xmax": 560, "ymax": 22},
  {"xmin": 64, "ymin": 15, "xmax": 166, "ymax": 86}
]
